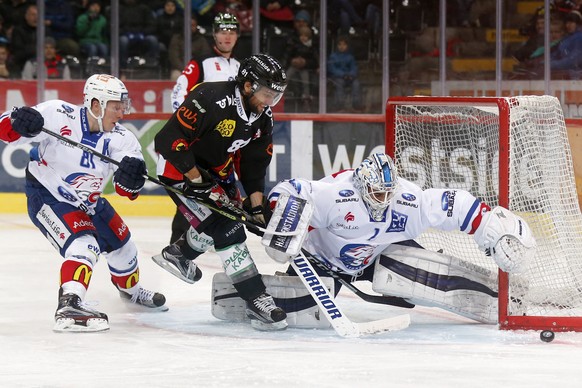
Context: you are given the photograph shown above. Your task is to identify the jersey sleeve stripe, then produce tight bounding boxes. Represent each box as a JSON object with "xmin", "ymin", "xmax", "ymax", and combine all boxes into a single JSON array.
[{"xmin": 460, "ymin": 198, "xmax": 481, "ymax": 232}]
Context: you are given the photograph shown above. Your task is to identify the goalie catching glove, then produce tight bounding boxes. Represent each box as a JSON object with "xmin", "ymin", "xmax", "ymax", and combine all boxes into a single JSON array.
[
  {"xmin": 114, "ymin": 156, "xmax": 146, "ymax": 200},
  {"xmin": 473, "ymin": 206, "xmax": 536, "ymax": 273}
]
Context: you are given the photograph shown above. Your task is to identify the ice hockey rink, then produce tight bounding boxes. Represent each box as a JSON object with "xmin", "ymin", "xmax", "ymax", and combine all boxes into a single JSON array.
[{"xmin": 1, "ymin": 213, "xmax": 582, "ymax": 388}]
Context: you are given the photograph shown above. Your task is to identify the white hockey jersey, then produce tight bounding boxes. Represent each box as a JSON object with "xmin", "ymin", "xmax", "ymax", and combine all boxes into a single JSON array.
[
  {"xmin": 1, "ymin": 100, "xmax": 143, "ymax": 213},
  {"xmin": 171, "ymin": 56, "xmax": 240, "ymax": 111},
  {"xmin": 268, "ymin": 170, "xmax": 489, "ymax": 275}
]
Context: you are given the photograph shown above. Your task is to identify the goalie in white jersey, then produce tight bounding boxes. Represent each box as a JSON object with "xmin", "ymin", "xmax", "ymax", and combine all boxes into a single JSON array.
[
  {"xmin": 0, "ymin": 74, "xmax": 167, "ymax": 332},
  {"xmin": 261, "ymin": 153, "xmax": 537, "ymax": 324}
]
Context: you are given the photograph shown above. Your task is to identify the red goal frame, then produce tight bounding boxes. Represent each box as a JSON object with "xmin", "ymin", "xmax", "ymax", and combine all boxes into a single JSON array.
[{"xmin": 386, "ymin": 96, "xmax": 582, "ymax": 332}]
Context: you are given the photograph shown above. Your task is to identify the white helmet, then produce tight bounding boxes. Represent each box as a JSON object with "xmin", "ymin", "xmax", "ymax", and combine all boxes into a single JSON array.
[
  {"xmin": 353, "ymin": 153, "xmax": 398, "ymax": 221},
  {"xmin": 83, "ymin": 74, "xmax": 131, "ymax": 120}
]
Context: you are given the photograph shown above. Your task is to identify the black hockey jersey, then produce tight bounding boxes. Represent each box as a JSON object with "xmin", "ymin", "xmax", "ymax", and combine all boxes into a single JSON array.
[{"xmin": 155, "ymin": 81, "xmax": 274, "ymax": 196}]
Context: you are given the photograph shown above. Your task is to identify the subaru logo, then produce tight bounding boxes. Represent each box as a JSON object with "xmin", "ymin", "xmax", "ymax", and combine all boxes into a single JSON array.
[
  {"xmin": 339, "ymin": 190, "xmax": 354, "ymax": 197},
  {"xmin": 402, "ymin": 193, "xmax": 416, "ymax": 201}
]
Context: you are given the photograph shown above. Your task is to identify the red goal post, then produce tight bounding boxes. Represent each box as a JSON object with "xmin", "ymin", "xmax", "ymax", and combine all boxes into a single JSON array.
[{"xmin": 386, "ymin": 96, "xmax": 582, "ymax": 332}]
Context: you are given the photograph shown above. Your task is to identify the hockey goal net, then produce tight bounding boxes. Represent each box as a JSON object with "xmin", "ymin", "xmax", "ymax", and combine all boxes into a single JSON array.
[{"xmin": 386, "ymin": 96, "xmax": 582, "ymax": 331}]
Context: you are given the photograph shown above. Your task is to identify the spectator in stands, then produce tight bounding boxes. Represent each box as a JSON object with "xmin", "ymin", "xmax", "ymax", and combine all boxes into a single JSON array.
[
  {"xmin": 260, "ymin": 0, "xmax": 294, "ymax": 31},
  {"xmin": 156, "ymin": 0, "xmax": 183, "ymax": 76},
  {"xmin": 76, "ymin": 0, "xmax": 109, "ymax": 59},
  {"xmin": 21, "ymin": 36, "xmax": 71, "ymax": 80},
  {"xmin": 513, "ymin": 13, "xmax": 545, "ymax": 63},
  {"xmin": 327, "ymin": 35, "xmax": 364, "ymax": 113},
  {"xmin": 0, "ymin": 0, "xmax": 30, "ymax": 30},
  {"xmin": 10, "ymin": 3, "xmax": 37, "ymax": 74},
  {"xmin": 328, "ymin": 0, "xmax": 365, "ymax": 35},
  {"xmin": 284, "ymin": 24, "xmax": 318, "ymax": 112},
  {"xmin": 119, "ymin": 0, "xmax": 160, "ymax": 66},
  {"xmin": 45, "ymin": 0, "xmax": 80, "ymax": 58},
  {"xmin": 156, "ymin": 0, "xmax": 183, "ymax": 54},
  {"xmin": 0, "ymin": 42, "xmax": 18, "ymax": 79},
  {"xmin": 168, "ymin": 12, "xmax": 211, "ymax": 81},
  {"xmin": 529, "ymin": 18, "xmax": 566, "ymax": 60},
  {"xmin": 455, "ymin": 0, "xmax": 475, "ymax": 27},
  {"xmin": 550, "ymin": 11, "xmax": 582, "ymax": 75}
]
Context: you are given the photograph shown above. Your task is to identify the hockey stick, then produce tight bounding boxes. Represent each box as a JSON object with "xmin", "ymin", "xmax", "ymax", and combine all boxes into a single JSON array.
[
  {"xmin": 291, "ymin": 253, "xmax": 410, "ymax": 337},
  {"xmin": 39, "ymin": 127, "xmax": 299, "ymax": 237},
  {"xmin": 301, "ymin": 249, "xmax": 416, "ymax": 309}
]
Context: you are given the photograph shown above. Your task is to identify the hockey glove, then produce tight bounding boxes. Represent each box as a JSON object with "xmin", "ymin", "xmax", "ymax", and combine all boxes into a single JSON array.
[
  {"xmin": 243, "ymin": 196, "xmax": 271, "ymax": 227},
  {"xmin": 11, "ymin": 107, "xmax": 44, "ymax": 138},
  {"xmin": 114, "ymin": 156, "xmax": 147, "ymax": 200},
  {"xmin": 183, "ymin": 168, "xmax": 228, "ymax": 205}
]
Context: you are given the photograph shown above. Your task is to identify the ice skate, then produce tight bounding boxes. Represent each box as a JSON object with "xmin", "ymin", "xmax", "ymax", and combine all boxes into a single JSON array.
[
  {"xmin": 118, "ymin": 285, "xmax": 169, "ymax": 312},
  {"xmin": 53, "ymin": 293, "xmax": 109, "ymax": 333},
  {"xmin": 152, "ymin": 243, "xmax": 202, "ymax": 284},
  {"xmin": 246, "ymin": 292, "xmax": 288, "ymax": 331}
]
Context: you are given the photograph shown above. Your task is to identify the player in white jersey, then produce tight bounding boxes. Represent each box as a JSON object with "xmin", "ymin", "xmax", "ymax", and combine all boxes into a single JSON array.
[
  {"xmin": 170, "ymin": 12, "xmax": 240, "ymax": 112},
  {"xmin": 0, "ymin": 74, "xmax": 167, "ymax": 332},
  {"xmin": 260, "ymin": 153, "xmax": 536, "ymax": 324},
  {"xmin": 168, "ymin": 12, "xmax": 241, "ymax": 243}
]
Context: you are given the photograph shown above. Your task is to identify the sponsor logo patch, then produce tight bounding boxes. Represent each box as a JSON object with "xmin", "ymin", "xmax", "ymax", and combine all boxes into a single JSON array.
[
  {"xmin": 36, "ymin": 204, "xmax": 71, "ymax": 247},
  {"xmin": 339, "ymin": 189, "xmax": 354, "ymax": 197},
  {"xmin": 63, "ymin": 211, "xmax": 95, "ymax": 233},
  {"xmin": 215, "ymin": 119, "xmax": 236, "ymax": 137}
]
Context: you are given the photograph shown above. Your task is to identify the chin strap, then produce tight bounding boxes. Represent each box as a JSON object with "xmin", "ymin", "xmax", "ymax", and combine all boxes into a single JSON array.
[{"xmin": 86, "ymin": 107, "xmax": 104, "ymax": 132}]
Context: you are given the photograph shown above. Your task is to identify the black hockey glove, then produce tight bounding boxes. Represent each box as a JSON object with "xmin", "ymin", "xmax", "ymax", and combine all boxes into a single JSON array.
[
  {"xmin": 183, "ymin": 168, "xmax": 227, "ymax": 205},
  {"xmin": 11, "ymin": 107, "xmax": 44, "ymax": 138},
  {"xmin": 114, "ymin": 156, "xmax": 147, "ymax": 199},
  {"xmin": 243, "ymin": 196, "xmax": 271, "ymax": 227}
]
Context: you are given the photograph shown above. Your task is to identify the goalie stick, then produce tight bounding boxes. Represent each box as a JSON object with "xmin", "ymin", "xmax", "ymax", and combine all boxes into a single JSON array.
[
  {"xmin": 291, "ymin": 253, "xmax": 410, "ymax": 337},
  {"xmin": 39, "ymin": 127, "xmax": 300, "ymax": 237}
]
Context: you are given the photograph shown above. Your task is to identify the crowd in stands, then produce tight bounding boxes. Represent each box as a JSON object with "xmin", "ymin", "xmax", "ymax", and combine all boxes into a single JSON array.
[{"xmin": 0, "ymin": 1, "xmax": 579, "ymax": 113}]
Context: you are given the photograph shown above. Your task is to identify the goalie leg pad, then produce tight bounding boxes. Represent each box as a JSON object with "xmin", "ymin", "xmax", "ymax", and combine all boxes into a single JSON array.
[
  {"xmin": 211, "ymin": 272, "xmax": 332, "ymax": 329},
  {"xmin": 372, "ymin": 245, "xmax": 499, "ymax": 324},
  {"xmin": 262, "ymin": 194, "xmax": 313, "ymax": 263}
]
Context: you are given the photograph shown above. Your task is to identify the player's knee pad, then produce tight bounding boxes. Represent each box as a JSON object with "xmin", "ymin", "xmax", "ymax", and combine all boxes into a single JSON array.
[
  {"xmin": 102, "ymin": 240, "xmax": 140, "ymax": 290},
  {"xmin": 64, "ymin": 235, "xmax": 100, "ymax": 265},
  {"xmin": 211, "ymin": 272, "xmax": 332, "ymax": 329},
  {"xmin": 215, "ymin": 243, "xmax": 258, "ymax": 283}
]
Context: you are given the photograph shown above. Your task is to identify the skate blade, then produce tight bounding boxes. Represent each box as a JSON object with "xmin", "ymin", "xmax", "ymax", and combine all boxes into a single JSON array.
[
  {"xmin": 53, "ymin": 317, "xmax": 109, "ymax": 333},
  {"xmin": 120, "ymin": 298, "xmax": 169, "ymax": 313},
  {"xmin": 151, "ymin": 254, "xmax": 196, "ymax": 284},
  {"xmin": 249, "ymin": 318, "xmax": 288, "ymax": 331}
]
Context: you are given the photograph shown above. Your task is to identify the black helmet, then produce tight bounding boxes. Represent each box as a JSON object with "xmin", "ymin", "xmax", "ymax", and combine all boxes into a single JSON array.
[
  {"xmin": 237, "ymin": 54, "xmax": 287, "ymax": 93},
  {"xmin": 213, "ymin": 12, "xmax": 239, "ymax": 34}
]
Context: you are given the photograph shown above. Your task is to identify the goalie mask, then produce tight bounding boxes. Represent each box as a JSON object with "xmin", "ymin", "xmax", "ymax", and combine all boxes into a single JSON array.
[{"xmin": 353, "ymin": 153, "xmax": 398, "ymax": 221}]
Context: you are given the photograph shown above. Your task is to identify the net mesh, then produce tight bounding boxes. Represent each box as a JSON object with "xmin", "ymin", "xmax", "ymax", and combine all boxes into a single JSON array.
[{"xmin": 390, "ymin": 96, "xmax": 582, "ymax": 320}]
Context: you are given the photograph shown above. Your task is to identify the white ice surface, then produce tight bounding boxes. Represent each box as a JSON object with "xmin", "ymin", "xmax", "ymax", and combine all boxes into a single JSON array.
[{"xmin": 1, "ymin": 214, "xmax": 582, "ymax": 388}]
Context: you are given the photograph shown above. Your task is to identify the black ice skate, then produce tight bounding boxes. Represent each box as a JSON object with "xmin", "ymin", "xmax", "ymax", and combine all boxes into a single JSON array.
[
  {"xmin": 246, "ymin": 292, "xmax": 288, "ymax": 331},
  {"xmin": 118, "ymin": 285, "xmax": 169, "ymax": 312},
  {"xmin": 53, "ymin": 293, "xmax": 109, "ymax": 333},
  {"xmin": 151, "ymin": 243, "xmax": 202, "ymax": 284}
]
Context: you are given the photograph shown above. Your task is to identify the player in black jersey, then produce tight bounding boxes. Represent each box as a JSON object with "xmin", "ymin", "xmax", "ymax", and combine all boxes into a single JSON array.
[{"xmin": 153, "ymin": 54, "xmax": 289, "ymax": 331}]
